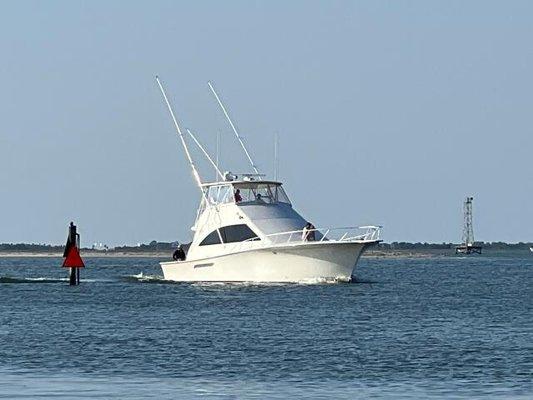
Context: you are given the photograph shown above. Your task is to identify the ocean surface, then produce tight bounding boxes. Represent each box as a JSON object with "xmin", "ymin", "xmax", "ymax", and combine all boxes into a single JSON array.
[{"xmin": 0, "ymin": 253, "xmax": 531, "ymax": 399}]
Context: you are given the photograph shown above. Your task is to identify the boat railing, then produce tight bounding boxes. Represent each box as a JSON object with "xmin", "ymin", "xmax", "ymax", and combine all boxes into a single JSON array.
[
  {"xmin": 213, "ymin": 226, "xmax": 381, "ymax": 255},
  {"xmin": 233, "ymin": 225, "xmax": 381, "ymax": 249},
  {"xmin": 260, "ymin": 225, "xmax": 381, "ymax": 245}
]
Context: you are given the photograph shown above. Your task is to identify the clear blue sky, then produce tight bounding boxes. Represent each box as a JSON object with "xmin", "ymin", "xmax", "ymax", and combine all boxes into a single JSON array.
[{"xmin": 1, "ymin": 1, "xmax": 532, "ymax": 245}]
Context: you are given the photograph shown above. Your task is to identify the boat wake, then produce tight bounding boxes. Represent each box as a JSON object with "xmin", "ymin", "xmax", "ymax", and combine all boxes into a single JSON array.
[
  {"xmin": 0, "ymin": 276, "xmax": 67, "ymax": 284},
  {"xmin": 1, "ymin": 273, "xmax": 370, "ymax": 286},
  {"xmin": 296, "ymin": 276, "xmax": 353, "ymax": 285},
  {"xmin": 0, "ymin": 276, "xmax": 113, "ymax": 284},
  {"xmin": 121, "ymin": 272, "xmax": 168, "ymax": 283},
  {"xmin": 189, "ymin": 276, "xmax": 356, "ymax": 287},
  {"xmin": 123, "ymin": 273, "xmax": 357, "ymax": 286}
]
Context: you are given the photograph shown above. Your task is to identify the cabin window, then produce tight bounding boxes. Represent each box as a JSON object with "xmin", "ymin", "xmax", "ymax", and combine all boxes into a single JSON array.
[
  {"xmin": 199, "ymin": 224, "xmax": 259, "ymax": 246},
  {"xmin": 221, "ymin": 224, "xmax": 260, "ymax": 243},
  {"xmin": 199, "ymin": 230, "xmax": 222, "ymax": 246}
]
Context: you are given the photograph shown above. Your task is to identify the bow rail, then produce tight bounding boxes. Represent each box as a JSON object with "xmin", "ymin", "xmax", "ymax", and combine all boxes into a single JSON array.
[{"xmin": 245, "ymin": 225, "xmax": 382, "ymax": 246}]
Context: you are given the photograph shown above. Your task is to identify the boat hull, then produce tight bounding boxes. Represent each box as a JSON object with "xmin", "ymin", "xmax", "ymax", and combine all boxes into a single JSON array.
[{"xmin": 160, "ymin": 241, "xmax": 376, "ymax": 283}]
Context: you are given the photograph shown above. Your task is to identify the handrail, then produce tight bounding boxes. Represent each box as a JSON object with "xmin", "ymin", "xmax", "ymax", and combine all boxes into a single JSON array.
[
  {"xmin": 219, "ymin": 225, "xmax": 381, "ymax": 255},
  {"xmin": 243, "ymin": 225, "xmax": 382, "ymax": 244}
]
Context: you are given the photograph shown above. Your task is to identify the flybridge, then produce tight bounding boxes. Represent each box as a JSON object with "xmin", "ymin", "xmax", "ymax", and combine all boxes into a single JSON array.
[{"xmin": 199, "ymin": 181, "xmax": 292, "ymax": 209}]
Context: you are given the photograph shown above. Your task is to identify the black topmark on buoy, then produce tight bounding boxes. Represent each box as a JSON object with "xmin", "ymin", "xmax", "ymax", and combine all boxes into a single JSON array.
[{"xmin": 62, "ymin": 222, "xmax": 84, "ymax": 285}]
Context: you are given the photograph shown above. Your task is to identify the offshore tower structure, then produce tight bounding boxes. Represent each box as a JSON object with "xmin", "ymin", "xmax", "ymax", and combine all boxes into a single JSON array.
[{"xmin": 455, "ymin": 196, "xmax": 482, "ymax": 254}]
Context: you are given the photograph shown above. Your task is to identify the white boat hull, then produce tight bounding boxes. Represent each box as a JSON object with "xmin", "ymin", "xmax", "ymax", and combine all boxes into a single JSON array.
[{"xmin": 160, "ymin": 241, "xmax": 376, "ymax": 283}]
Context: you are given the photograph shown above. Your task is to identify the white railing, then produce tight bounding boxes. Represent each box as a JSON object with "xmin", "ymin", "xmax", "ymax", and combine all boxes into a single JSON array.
[{"xmin": 251, "ymin": 225, "xmax": 382, "ymax": 246}]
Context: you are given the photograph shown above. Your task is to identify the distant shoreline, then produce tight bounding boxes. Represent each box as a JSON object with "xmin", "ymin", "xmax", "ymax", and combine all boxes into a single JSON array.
[
  {"xmin": 0, "ymin": 251, "xmax": 168, "ymax": 258},
  {"xmin": 0, "ymin": 249, "xmax": 498, "ymax": 259},
  {"xmin": 0, "ymin": 245, "xmax": 530, "ymax": 260}
]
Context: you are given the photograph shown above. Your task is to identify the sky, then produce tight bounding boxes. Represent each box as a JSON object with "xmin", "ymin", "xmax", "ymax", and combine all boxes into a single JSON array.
[{"xmin": 0, "ymin": 0, "xmax": 532, "ymax": 246}]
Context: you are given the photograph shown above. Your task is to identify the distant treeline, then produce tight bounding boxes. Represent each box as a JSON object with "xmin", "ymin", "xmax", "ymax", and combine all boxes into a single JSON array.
[
  {"xmin": 1, "ymin": 241, "xmax": 531, "ymax": 253},
  {"xmin": 0, "ymin": 243, "xmax": 64, "ymax": 252},
  {"xmin": 0, "ymin": 241, "xmax": 175, "ymax": 252},
  {"xmin": 113, "ymin": 241, "xmax": 175, "ymax": 252}
]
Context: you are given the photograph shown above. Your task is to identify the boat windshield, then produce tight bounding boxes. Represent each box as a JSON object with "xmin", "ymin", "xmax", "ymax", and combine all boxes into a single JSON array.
[
  {"xmin": 197, "ymin": 184, "xmax": 234, "ymax": 216},
  {"xmin": 233, "ymin": 182, "xmax": 291, "ymax": 205},
  {"xmin": 198, "ymin": 182, "xmax": 291, "ymax": 214},
  {"xmin": 205, "ymin": 184, "xmax": 234, "ymax": 206}
]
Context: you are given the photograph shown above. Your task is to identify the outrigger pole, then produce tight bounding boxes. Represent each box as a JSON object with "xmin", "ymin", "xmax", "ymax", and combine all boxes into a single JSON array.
[
  {"xmin": 274, "ymin": 132, "xmax": 279, "ymax": 182},
  {"xmin": 186, "ymin": 128, "xmax": 225, "ymax": 180},
  {"xmin": 155, "ymin": 76, "xmax": 203, "ymax": 189},
  {"xmin": 207, "ymin": 81, "xmax": 261, "ymax": 176}
]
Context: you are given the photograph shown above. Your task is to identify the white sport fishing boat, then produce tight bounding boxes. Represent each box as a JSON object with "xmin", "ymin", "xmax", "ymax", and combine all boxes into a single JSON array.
[{"xmin": 155, "ymin": 77, "xmax": 381, "ymax": 283}]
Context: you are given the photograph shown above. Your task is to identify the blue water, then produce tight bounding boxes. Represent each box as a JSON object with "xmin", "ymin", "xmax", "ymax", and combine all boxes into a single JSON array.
[{"xmin": 0, "ymin": 254, "xmax": 531, "ymax": 399}]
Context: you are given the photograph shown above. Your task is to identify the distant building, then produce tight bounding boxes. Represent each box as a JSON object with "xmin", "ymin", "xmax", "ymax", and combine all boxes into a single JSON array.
[{"xmin": 91, "ymin": 242, "xmax": 111, "ymax": 251}]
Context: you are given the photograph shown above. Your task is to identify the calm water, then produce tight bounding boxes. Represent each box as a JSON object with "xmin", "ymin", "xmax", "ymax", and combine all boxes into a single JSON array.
[{"xmin": 0, "ymin": 254, "xmax": 531, "ymax": 399}]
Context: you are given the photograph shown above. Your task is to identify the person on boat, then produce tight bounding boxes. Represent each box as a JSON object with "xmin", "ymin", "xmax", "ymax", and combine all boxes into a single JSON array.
[
  {"xmin": 172, "ymin": 244, "xmax": 186, "ymax": 261},
  {"xmin": 234, "ymin": 189, "xmax": 242, "ymax": 203},
  {"xmin": 302, "ymin": 222, "xmax": 316, "ymax": 241},
  {"xmin": 256, "ymin": 193, "xmax": 265, "ymax": 203}
]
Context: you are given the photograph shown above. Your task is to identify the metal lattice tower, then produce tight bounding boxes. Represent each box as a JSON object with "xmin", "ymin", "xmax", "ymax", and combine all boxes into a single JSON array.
[{"xmin": 462, "ymin": 197, "xmax": 475, "ymax": 246}]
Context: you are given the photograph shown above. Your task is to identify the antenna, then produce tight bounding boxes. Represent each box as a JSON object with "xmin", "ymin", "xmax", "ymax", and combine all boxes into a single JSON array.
[
  {"xmin": 216, "ymin": 130, "xmax": 220, "ymax": 181},
  {"xmin": 207, "ymin": 81, "xmax": 260, "ymax": 176},
  {"xmin": 155, "ymin": 76, "xmax": 203, "ymax": 189},
  {"xmin": 274, "ymin": 132, "xmax": 279, "ymax": 181},
  {"xmin": 186, "ymin": 128, "xmax": 224, "ymax": 180}
]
